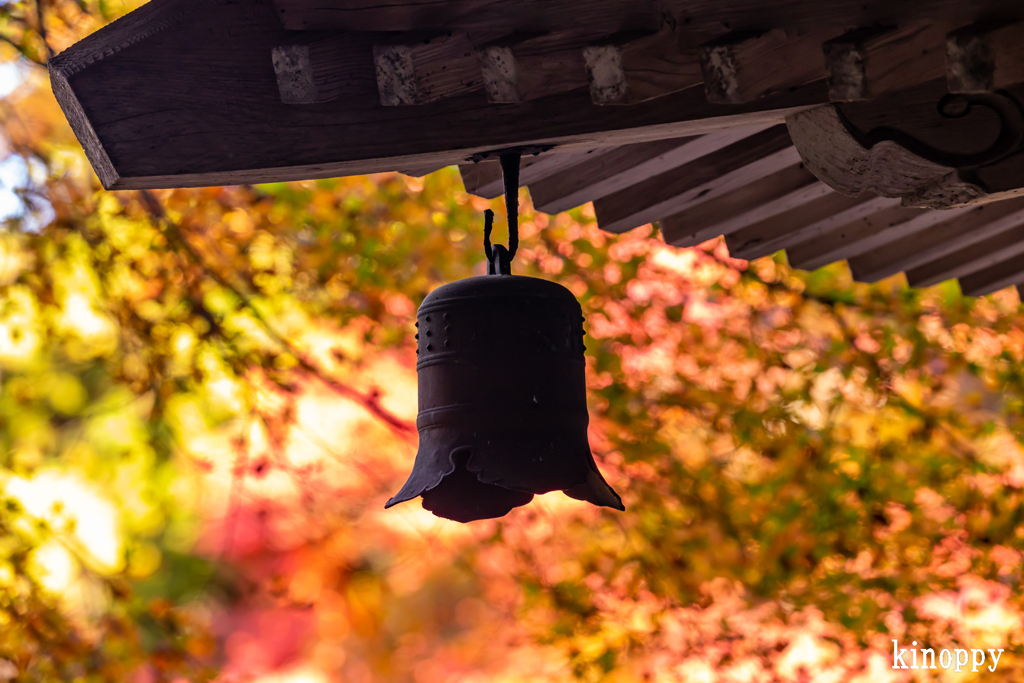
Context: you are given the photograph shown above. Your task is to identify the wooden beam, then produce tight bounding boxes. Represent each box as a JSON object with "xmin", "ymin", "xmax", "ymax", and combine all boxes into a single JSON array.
[
  {"xmin": 584, "ymin": 30, "xmax": 703, "ymax": 105},
  {"xmin": 373, "ymin": 32, "xmax": 481, "ymax": 106},
  {"xmin": 50, "ymin": 0, "xmax": 1024, "ymax": 198},
  {"xmin": 660, "ymin": 165, "xmax": 828, "ymax": 247},
  {"xmin": 272, "ymin": 0, "xmax": 1024, "ymax": 36},
  {"xmin": 273, "ymin": 0, "xmax": 659, "ymax": 33},
  {"xmin": 46, "ymin": 0, "xmax": 190, "ymax": 190},
  {"xmin": 458, "ymin": 148, "xmax": 612, "ymax": 199},
  {"xmin": 593, "ymin": 125, "xmax": 797, "ymax": 233},
  {"xmin": 480, "ymin": 31, "xmax": 589, "ymax": 104},
  {"xmin": 785, "ymin": 204, "xmax": 926, "ymax": 270},
  {"xmin": 850, "ymin": 199, "xmax": 1024, "ymax": 281},
  {"xmin": 726, "ymin": 194, "xmax": 897, "ymax": 260},
  {"xmin": 959, "ymin": 252, "xmax": 1024, "ymax": 296},
  {"xmin": 947, "ymin": 22, "xmax": 1024, "ymax": 93},
  {"xmin": 51, "ymin": 0, "xmax": 843, "ymax": 190},
  {"xmin": 528, "ymin": 125, "xmax": 769, "ymax": 214},
  {"xmin": 699, "ymin": 29, "xmax": 832, "ymax": 104},
  {"xmin": 824, "ymin": 23, "xmax": 947, "ymax": 102},
  {"xmin": 272, "ymin": 35, "xmax": 377, "ymax": 104}
]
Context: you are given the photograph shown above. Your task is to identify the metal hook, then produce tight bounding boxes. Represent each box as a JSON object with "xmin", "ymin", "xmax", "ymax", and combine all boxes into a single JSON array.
[
  {"xmin": 483, "ymin": 210, "xmax": 511, "ymax": 274},
  {"xmin": 481, "ymin": 152, "xmax": 521, "ymax": 275}
]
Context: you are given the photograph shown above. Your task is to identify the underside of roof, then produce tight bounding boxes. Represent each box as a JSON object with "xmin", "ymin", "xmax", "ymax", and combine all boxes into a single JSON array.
[{"xmin": 48, "ymin": 0, "xmax": 1024, "ymax": 295}]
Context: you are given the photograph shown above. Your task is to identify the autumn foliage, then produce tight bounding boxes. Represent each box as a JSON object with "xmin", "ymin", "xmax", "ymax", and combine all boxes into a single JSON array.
[{"xmin": 1, "ymin": 2, "xmax": 1024, "ymax": 681}]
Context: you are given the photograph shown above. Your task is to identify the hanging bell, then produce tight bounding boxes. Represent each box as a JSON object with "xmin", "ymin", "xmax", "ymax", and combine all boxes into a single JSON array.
[{"xmin": 385, "ymin": 152, "xmax": 624, "ymax": 523}]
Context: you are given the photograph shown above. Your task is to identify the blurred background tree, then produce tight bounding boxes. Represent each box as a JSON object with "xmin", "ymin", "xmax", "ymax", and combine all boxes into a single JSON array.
[{"xmin": 1, "ymin": 2, "xmax": 1024, "ymax": 681}]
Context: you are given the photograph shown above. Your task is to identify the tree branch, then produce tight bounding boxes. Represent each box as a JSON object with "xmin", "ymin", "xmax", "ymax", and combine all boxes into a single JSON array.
[
  {"xmin": 137, "ymin": 189, "xmax": 417, "ymax": 439},
  {"xmin": 35, "ymin": 0, "xmax": 53, "ymax": 62}
]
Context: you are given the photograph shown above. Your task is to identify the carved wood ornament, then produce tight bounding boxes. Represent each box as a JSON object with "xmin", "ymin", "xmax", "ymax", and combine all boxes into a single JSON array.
[{"xmin": 786, "ymin": 92, "xmax": 1024, "ymax": 210}]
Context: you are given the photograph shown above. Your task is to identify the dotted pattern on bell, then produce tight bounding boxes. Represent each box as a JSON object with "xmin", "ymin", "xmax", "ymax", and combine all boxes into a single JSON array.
[{"xmin": 416, "ymin": 301, "xmax": 584, "ymax": 363}]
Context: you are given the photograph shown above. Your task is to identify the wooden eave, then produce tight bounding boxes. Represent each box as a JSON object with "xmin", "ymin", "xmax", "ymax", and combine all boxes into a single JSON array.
[{"xmin": 49, "ymin": 0, "xmax": 1024, "ymax": 294}]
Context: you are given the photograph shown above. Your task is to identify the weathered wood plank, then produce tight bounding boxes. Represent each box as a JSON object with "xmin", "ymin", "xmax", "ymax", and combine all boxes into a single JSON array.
[
  {"xmin": 699, "ymin": 29, "xmax": 835, "ymax": 104},
  {"xmin": 726, "ymin": 194, "xmax": 897, "ymax": 260},
  {"xmin": 824, "ymin": 23, "xmax": 947, "ymax": 101},
  {"xmin": 273, "ymin": 34, "xmax": 378, "ymax": 104},
  {"xmin": 529, "ymin": 125, "xmax": 769, "ymax": 214},
  {"xmin": 374, "ymin": 32, "xmax": 481, "ymax": 105},
  {"xmin": 959, "ymin": 251, "xmax": 1024, "ymax": 296},
  {"xmin": 480, "ymin": 31, "xmax": 591, "ymax": 103},
  {"xmin": 593, "ymin": 125, "xmax": 797, "ymax": 233},
  {"xmin": 459, "ymin": 148, "xmax": 611, "ymax": 198},
  {"xmin": 947, "ymin": 22, "xmax": 1024, "ymax": 93},
  {"xmin": 272, "ymin": 0, "xmax": 1024, "ymax": 36},
  {"xmin": 585, "ymin": 30, "xmax": 703, "ymax": 105},
  {"xmin": 660, "ymin": 165, "xmax": 827, "ymax": 247},
  {"xmin": 850, "ymin": 200, "xmax": 1024, "ymax": 282},
  {"xmin": 785, "ymin": 204, "xmax": 927, "ymax": 270},
  {"xmin": 53, "ymin": 0, "xmax": 834, "ymax": 190}
]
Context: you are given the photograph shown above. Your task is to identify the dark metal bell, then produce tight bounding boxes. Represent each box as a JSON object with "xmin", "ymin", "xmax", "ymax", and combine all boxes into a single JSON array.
[{"xmin": 385, "ymin": 273, "xmax": 624, "ymax": 522}]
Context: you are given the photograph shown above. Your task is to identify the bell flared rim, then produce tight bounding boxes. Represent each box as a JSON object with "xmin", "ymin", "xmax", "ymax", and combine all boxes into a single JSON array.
[{"xmin": 385, "ymin": 433, "xmax": 624, "ymax": 523}]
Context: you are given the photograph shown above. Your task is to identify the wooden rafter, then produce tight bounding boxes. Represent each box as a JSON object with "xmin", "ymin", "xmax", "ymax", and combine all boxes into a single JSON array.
[
  {"xmin": 849, "ymin": 201, "xmax": 1024, "ymax": 281},
  {"xmin": 593, "ymin": 125, "xmax": 797, "ymax": 233},
  {"xmin": 526, "ymin": 125, "xmax": 769, "ymax": 214},
  {"xmin": 910, "ymin": 220, "xmax": 1024, "ymax": 287},
  {"xmin": 726, "ymin": 194, "xmax": 898, "ymax": 260},
  {"xmin": 959, "ymin": 252, "xmax": 1024, "ymax": 295},
  {"xmin": 660, "ymin": 166, "xmax": 828, "ymax": 248},
  {"xmin": 459, "ymin": 148, "xmax": 612, "ymax": 199},
  {"xmin": 900, "ymin": 202, "xmax": 1024, "ymax": 285},
  {"xmin": 795, "ymin": 205, "xmax": 973, "ymax": 275},
  {"xmin": 784, "ymin": 204, "xmax": 926, "ymax": 270}
]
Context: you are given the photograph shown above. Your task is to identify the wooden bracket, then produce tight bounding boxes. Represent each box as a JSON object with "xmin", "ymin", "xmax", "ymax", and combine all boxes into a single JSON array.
[
  {"xmin": 272, "ymin": 35, "xmax": 375, "ymax": 105},
  {"xmin": 699, "ymin": 29, "xmax": 833, "ymax": 104},
  {"xmin": 947, "ymin": 22, "xmax": 1024, "ymax": 93},
  {"xmin": 824, "ymin": 23, "xmax": 947, "ymax": 102},
  {"xmin": 584, "ymin": 30, "xmax": 702, "ymax": 105},
  {"xmin": 374, "ymin": 32, "xmax": 481, "ymax": 106},
  {"xmin": 785, "ymin": 95, "xmax": 1024, "ymax": 209},
  {"xmin": 479, "ymin": 31, "xmax": 589, "ymax": 104}
]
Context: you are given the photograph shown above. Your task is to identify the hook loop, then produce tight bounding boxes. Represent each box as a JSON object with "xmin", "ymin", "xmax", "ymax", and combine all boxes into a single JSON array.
[
  {"xmin": 483, "ymin": 209, "xmax": 511, "ymax": 274},
  {"xmin": 481, "ymin": 152, "xmax": 521, "ymax": 275}
]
